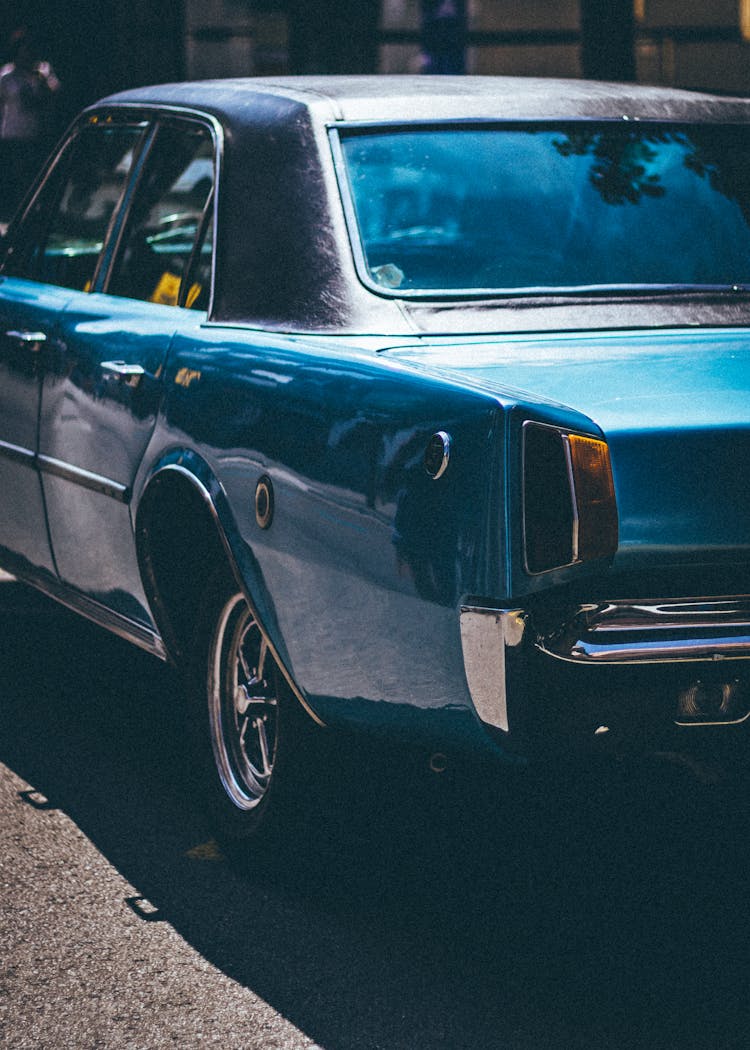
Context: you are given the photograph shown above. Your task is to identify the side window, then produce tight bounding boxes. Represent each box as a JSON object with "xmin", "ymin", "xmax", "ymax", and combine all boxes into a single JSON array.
[
  {"xmin": 107, "ymin": 122, "xmax": 215, "ymax": 310},
  {"xmin": 3, "ymin": 122, "xmax": 147, "ymax": 291}
]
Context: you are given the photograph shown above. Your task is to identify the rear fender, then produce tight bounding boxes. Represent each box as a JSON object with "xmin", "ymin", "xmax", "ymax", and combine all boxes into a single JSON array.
[{"xmin": 135, "ymin": 447, "xmax": 324, "ymax": 726}]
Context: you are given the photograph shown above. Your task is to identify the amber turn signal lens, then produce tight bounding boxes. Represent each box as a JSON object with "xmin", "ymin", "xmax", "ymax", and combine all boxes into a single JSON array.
[{"xmin": 568, "ymin": 434, "xmax": 619, "ymax": 562}]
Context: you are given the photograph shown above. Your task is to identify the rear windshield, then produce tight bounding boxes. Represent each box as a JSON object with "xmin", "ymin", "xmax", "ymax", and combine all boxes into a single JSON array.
[{"xmin": 339, "ymin": 123, "xmax": 750, "ymax": 296}]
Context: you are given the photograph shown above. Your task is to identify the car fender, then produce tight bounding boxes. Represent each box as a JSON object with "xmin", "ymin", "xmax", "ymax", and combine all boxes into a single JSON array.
[{"xmin": 134, "ymin": 444, "xmax": 325, "ymax": 726}]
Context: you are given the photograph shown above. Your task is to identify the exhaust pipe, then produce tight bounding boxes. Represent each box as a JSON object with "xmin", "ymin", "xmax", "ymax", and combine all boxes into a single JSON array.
[{"xmin": 676, "ymin": 677, "xmax": 750, "ymax": 726}]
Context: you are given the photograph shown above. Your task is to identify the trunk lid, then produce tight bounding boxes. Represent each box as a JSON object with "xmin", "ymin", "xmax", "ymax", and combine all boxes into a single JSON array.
[{"xmin": 386, "ymin": 327, "xmax": 750, "ymax": 571}]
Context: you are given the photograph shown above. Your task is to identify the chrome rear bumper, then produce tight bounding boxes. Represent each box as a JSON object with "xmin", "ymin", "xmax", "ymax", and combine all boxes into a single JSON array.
[{"xmin": 539, "ymin": 596, "xmax": 750, "ymax": 664}]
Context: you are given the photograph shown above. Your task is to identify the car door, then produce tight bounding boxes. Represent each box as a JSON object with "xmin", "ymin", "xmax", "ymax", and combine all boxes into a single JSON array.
[
  {"xmin": 0, "ymin": 118, "xmax": 148, "ymax": 577},
  {"xmin": 38, "ymin": 117, "xmax": 216, "ymax": 626}
]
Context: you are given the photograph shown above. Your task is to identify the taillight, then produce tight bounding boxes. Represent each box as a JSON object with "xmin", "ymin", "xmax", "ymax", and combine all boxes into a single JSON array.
[
  {"xmin": 523, "ymin": 423, "xmax": 618, "ymax": 574},
  {"xmin": 567, "ymin": 433, "xmax": 618, "ymax": 563}
]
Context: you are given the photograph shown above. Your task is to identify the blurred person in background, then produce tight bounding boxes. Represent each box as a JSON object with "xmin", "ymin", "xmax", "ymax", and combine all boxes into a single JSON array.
[
  {"xmin": 0, "ymin": 27, "xmax": 60, "ymax": 221},
  {"xmin": 420, "ymin": 0, "xmax": 466, "ymax": 74}
]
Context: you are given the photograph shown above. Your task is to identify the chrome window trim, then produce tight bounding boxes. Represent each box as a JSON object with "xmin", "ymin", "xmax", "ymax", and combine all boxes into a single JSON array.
[
  {"xmin": 1, "ymin": 102, "xmax": 223, "ymax": 317},
  {"xmin": 92, "ymin": 120, "xmax": 159, "ymax": 295},
  {"xmin": 328, "ymin": 126, "xmax": 374, "ymax": 299},
  {"xmin": 330, "ymin": 119, "xmax": 750, "ymax": 303},
  {"xmin": 179, "ymin": 184, "xmax": 214, "ymax": 309},
  {"xmin": 96, "ymin": 103, "xmax": 224, "ymax": 318}
]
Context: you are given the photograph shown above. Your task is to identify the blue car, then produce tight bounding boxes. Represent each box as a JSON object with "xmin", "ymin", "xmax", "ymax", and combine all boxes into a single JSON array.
[{"xmin": 1, "ymin": 76, "xmax": 749, "ymax": 842}]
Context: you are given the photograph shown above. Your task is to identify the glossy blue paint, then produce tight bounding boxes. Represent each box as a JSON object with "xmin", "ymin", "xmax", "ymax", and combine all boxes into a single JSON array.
[
  {"xmin": 106, "ymin": 318, "xmax": 750, "ymax": 746},
  {"xmin": 0, "ymin": 277, "xmax": 72, "ymax": 576},
  {"xmin": 4, "ymin": 77, "xmax": 750, "ymax": 770},
  {"xmin": 387, "ymin": 329, "xmax": 750, "ymax": 431},
  {"xmin": 37, "ymin": 292, "xmax": 179, "ymax": 624},
  {"xmin": 146, "ymin": 327, "xmax": 508, "ymax": 742},
  {"xmin": 134, "ymin": 443, "xmax": 296, "ymax": 675},
  {"xmin": 388, "ymin": 328, "xmax": 750, "ymax": 584}
]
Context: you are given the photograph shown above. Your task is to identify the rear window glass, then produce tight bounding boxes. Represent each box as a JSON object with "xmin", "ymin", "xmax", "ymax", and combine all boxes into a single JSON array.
[{"xmin": 339, "ymin": 124, "xmax": 750, "ymax": 295}]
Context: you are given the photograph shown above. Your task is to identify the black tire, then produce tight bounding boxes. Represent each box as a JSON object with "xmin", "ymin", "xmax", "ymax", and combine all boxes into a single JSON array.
[{"xmin": 186, "ymin": 567, "xmax": 314, "ymax": 846}]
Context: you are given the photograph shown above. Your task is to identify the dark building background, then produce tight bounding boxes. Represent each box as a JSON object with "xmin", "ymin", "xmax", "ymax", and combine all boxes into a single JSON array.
[
  {"xmin": 2, "ymin": 0, "xmax": 750, "ymax": 142},
  {"xmin": 1, "ymin": 1, "xmax": 184, "ymax": 131}
]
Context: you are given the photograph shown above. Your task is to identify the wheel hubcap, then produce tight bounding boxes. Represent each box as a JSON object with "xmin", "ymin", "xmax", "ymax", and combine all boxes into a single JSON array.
[{"xmin": 209, "ymin": 595, "xmax": 279, "ymax": 810}]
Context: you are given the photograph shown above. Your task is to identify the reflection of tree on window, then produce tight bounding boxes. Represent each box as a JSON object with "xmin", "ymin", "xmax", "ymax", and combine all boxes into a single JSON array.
[
  {"xmin": 553, "ymin": 130, "xmax": 668, "ymax": 205},
  {"xmin": 342, "ymin": 125, "xmax": 750, "ymax": 292},
  {"xmin": 552, "ymin": 127, "xmax": 750, "ymax": 222},
  {"xmin": 682, "ymin": 129, "xmax": 750, "ymax": 230}
]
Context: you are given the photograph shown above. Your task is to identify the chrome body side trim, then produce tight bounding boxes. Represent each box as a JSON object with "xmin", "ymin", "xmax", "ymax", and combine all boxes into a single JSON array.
[
  {"xmin": 0, "ymin": 437, "xmax": 35, "ymax": 468},
  {"xmin": 0, "ymin": 441, "xmax": 129, "ymax": 501},
  {"xmin": 38, "ymin": 454, "xmax": 130, "ymax": 503},
  {"xmin": 538, "ymin": 595, "xmax": 750, "ymax": 664},
  {"xmin": 460, "ymin": 606, "xmax": 527, "ymax": 732},
  {"xmin": 1, "ymin": 554, "xmax": 166, "ymax": 660}
]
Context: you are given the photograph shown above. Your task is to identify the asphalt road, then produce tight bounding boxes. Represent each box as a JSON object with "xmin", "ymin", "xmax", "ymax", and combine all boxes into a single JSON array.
[{"xmin": 1, "ymin": 576, "xmax": 749, "ymax": 1050}]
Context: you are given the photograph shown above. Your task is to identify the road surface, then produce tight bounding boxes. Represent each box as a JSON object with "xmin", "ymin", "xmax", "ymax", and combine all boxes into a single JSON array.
[{"xmin": 0, "ymin": 577, "xmax": 748, "ymax": 1048}]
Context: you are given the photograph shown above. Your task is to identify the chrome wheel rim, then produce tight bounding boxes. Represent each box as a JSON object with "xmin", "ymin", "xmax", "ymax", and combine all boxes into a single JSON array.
[{"xmin": 208, "ymin": 594, "xmax": 279, "ymax": 810}]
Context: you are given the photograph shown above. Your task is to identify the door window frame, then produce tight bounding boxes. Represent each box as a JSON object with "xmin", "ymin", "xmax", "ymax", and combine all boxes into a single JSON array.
[
  {"xmin": 1, "ymin": 105, "xmax": 223, "ymax": 317},
  {"xmin": 98, "ymin": 108, "xmax": 221, "ymax": 315}
]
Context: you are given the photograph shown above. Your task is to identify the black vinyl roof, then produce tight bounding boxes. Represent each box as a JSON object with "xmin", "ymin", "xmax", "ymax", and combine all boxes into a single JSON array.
[
  {"xmin": 93, "ymin": 77, "xmax": 750, "ymax": 336},
  {"xmin": 101, "ymin": 75, "xmax": 750, "ymax": 126}
]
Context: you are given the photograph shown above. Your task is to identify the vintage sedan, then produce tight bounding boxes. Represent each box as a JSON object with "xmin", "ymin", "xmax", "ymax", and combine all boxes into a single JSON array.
[{"xmin": 1, "ymin": 76, "xmax": 749, "ymax": 841}]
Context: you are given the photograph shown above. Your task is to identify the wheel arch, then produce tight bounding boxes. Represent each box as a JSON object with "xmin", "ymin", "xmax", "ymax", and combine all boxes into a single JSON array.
[{"xmin": 134, "ymin": 450, "xmax": 324, "ymax": 727}]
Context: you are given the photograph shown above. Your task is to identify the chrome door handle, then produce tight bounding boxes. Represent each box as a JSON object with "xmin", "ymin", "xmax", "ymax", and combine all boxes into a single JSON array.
[
  {"xmin": 100, "ymin": 361, "xmax": 145, "ymax": 389},
  {"xmin": 5, "ymin": 329, "xmax": 47, "ymax": 350}
]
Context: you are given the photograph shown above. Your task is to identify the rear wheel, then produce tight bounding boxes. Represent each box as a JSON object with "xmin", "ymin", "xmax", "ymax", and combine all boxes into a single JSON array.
[
  {"xmin": 187, "ymin": 570, "xmax": 311, "ymax": 844},
  {"xmin": 209, "ymin": 592, "xmax": 278, "ymax": 813}
]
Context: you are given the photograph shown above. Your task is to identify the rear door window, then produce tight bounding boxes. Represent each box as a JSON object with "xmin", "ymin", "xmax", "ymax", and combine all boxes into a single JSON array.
[{"xmin": 106, "ymin": 121, "xmax": 215, "ymax": 310}]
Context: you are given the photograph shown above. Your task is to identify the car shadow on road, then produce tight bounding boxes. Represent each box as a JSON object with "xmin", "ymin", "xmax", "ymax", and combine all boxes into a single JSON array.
[{"xmin": 1, "ymin": 579, "xmax": 749, "ymax": 1049}]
